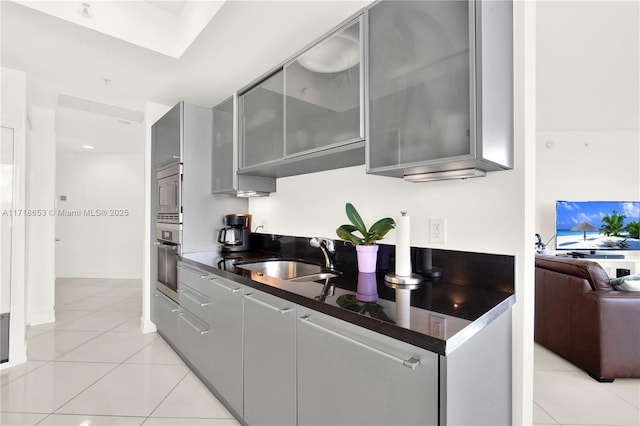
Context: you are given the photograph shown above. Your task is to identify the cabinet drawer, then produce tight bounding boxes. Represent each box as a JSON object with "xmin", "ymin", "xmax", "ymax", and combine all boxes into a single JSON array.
[
  {"xmin": 152, "ymin": 291, "xmax": 181, "ymax": 345},
  {"xmin": 178, "ymin": 284, "xmax": 210, "ymax": 324},
  {"xmin": 178, "ymin": 264, "xmax": 212, "ymax": 296},
  {"xmin": 178, "ymin": 310, "xmax": 212, "ymax": 373}
]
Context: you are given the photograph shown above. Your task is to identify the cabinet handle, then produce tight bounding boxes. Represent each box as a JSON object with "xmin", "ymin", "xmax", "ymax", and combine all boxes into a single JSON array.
[
  {"xmin": 179, "ymin": 313, "xmax": 212, "ymax": 335},
  {"xmin": 298, "ymin": 315, "xmax": 420, "ymax": 370},
  {"xmin": 245, "ymin": 293, "xmax": 291, "ymax": 314},
  {"xmin": 153, "ymin": 293, "xmax": 180, "ymax": 312},
  {"xmin": 177, "ymin": 265, "xmax": 211, "ymax": 279},
  {"xmin": 177, "ymin": 288, "xmax": 210, "ymax": 307},
  {"xmin": 209, "ymin": 278, "xmax": 242, "ymax": 293}
]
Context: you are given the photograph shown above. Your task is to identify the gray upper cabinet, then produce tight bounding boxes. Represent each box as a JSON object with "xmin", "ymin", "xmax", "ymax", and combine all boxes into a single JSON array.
[
  {"xmin": 238, "ymin": 15, "xmax": 365, "ymax": 179},
  {"xmin": 153, "ymin": 102, "xmax": 181, "ymax": 167},
  {"xmin": 239, "ymin": 71, "xmax": 284, "ymax": 170},
  {"xmin": 284, "ymin": 18, "xmax": 363, "ymax": 157},
  {"xmin": 211, "ymin": 96, "xmax": 235, "ymax": 193},
  {"xmin": 212, "ymin": 96, "xmax": 275, "ymax": 196},
  {"xmin": 366, "ymin": 0, "xmax": 513, "ymax": 181}
]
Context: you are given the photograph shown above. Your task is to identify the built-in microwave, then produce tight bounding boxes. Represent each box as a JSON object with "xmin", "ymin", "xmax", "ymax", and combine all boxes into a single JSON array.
[{"xmin": 156, "ymin": 163, "xmax": 182, "ymax": 224}]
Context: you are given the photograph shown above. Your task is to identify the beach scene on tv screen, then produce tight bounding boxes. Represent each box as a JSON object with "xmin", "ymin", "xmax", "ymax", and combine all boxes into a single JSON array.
[{"xmin": 556, "ymin": 201, "xmax": 640, "ymax": 250}]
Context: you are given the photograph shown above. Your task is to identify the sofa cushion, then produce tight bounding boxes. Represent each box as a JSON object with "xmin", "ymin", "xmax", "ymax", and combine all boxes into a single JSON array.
[
  {"xmin": 534, "ymin": 254, "xmax": 612, "ymax": 291},
  {"xmin": 610, "ymin": 274, "xmax": 640, "ymax": 291}
]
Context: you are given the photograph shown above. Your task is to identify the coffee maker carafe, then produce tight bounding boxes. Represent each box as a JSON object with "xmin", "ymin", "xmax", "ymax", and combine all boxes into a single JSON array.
[{"xmin": 218, "ymin": 213, "xmax": 252, "ymax": 252}]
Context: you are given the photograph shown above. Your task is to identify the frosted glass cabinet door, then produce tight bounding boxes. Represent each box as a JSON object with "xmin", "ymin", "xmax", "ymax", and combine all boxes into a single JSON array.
[
  {"xmin": 211, "ymin": 96, "xmax": 234, "ymax": 193},
  {"xmin": 239, "ymin": 71, "xmax": 284, "ymax": 169},
  {"xmin": 368, "ymin": 1, "xmax": 471, "ymax": 171},
  {"xmin": 285, "ymin": 18, "xmax": 362, "ymax": 156},
  {"xmin": 153, "ymin": 102, "xmax": 181, "ymax": 166}
]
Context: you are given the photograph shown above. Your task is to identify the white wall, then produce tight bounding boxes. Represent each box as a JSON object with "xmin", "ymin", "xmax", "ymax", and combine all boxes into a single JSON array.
[
  {"xmin": 250, "ymin": 165, "xmax": 523, "ymax": 253},
  {"xmin": 0, "ymin": 67, "xmax": 29, "ymax": 367},
  {"xmin": 25, "ymin": 106, "xmax": 56, "ymax": 325},
  {"xmin": 536, "ymin": 1, "xmax": 640, "ymax": 260},
  {"xmin": 55, "ymin": 151, "xmax": 145, "ymax": 278}
]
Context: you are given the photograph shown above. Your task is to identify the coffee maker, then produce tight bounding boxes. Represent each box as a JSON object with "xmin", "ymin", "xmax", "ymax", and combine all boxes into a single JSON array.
[{"xmin": 218, "ymin": 213, "xmax": 252, "ymax": 252}]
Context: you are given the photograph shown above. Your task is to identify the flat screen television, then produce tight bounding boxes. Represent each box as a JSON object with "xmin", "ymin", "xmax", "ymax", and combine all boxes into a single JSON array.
[{"xmin": 555, "ymin": 201, "xmax": 640, "ymax": 251}]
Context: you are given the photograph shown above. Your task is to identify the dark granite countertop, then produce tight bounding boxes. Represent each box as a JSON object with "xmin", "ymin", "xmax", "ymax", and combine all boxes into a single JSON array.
[{"xmin": 180, "ymin": 244, "xmax": 515, "ymax": 356}]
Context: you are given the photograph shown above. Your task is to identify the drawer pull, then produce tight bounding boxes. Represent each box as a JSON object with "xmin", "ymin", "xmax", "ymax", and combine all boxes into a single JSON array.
[
  {"xmin": 298, "ymin": 315, "xmax": 420, "ymax": 370},
  {"xmin": 245, "ymin": 293, "xmax": 291, "ymax": 314},
  {"xmin": 177, "ymin": 288, "xmax": 210, "ymax": 307},
  {"xmin": 210, "ymin": 278, "xmax": 242, "ymax": 293},
  {"xmin": 153, "ymin": 293, "xmax": 180, "ymax": 312},
  {"xmin": 179, "ymin": 313, "xmax": 212, "ymax": 335},
  {"xmin": 177, "ymin": 265, "xmax": 211, "ymax": 279}
]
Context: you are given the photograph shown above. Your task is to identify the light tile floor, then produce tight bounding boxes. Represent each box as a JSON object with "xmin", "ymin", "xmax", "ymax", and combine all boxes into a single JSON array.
[
  {"xmin": 0, "ymin": 278, "xmax": 240, "ymax": 426},
  {"xmin": 533, "ymin": 343, "xmax": 640, "ymax": 426},
  {"xmin": 2, "ymin": 278, "xmax": 638, "ymax": 425}
]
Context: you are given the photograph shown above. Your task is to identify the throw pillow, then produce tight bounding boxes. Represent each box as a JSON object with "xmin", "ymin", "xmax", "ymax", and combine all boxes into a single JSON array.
[{"xmin": 610, "ymin": 274, "xmax": 640, "ymax": 291}]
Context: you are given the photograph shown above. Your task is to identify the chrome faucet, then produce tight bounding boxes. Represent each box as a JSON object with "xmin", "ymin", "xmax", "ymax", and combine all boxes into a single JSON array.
[{"xmin": 309, "ymin": 237, "xmax": 336, "ymax": 271}]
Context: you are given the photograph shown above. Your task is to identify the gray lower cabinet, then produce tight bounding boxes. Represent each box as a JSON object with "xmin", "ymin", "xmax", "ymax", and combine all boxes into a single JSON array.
[
  {"xmin": 207, "ymin": 276, "xmax": 244, "ymax": 415},
  {"xmin": 177, "ymin": 309, "xmax": 212, "ymax": 374},
  {"xmin": 152, "ymin": 291, "xmax": 181, "ymax": 346},
  {"xmin": 243, "ymin": 290, "xmax": 297, "ymax": 426},
  {"xmin": 296, "ymin": 308, "xmax": 438, "ymax": 426},
  {"xmin": 177, "ymin": 264, "xmax": 213, "ymax": 378}
]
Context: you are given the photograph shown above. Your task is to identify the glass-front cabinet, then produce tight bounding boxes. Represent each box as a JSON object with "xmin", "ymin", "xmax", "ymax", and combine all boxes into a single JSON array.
[
  {"xmin": 211, "ymin": 96, "xmax": 235, "ymax": 193},
  {"xmin": 239, "ymin": 71, "xmax": 284, "ymax": 170},
  {"xmin": 284, "ymin": 18, "xmax": 362, "ymax": 157},
  {"xmin": 368, "ymin": 1, "xmax": 470, "ymax": 171},
  {"xmin": 366, "ymin": 0, "xmax": 513, "ymax": 179},
  {"xmin": 238, "ymin": 16, "xmax": 365, "ymax": 177}
]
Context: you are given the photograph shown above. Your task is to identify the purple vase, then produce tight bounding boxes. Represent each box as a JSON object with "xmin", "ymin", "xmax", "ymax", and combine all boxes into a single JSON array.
[{"xmin": 356, "ymin": 245, "xmax": 379, "ymax": 273}]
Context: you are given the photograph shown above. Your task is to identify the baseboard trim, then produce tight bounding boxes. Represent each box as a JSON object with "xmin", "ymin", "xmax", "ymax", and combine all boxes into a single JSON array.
[
  {"xmin": 141, "ymin": 318, "xmax": 157, "ymax": 334},
  {"xmin": 28, "ymin": 309, "xmax": 55, "ymax": 326}
]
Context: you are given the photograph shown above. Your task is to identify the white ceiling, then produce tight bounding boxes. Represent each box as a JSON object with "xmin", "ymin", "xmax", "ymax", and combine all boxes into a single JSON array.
[{"xmin": 1, "ymin": 0, "xmax": 372, "ymax": 152}]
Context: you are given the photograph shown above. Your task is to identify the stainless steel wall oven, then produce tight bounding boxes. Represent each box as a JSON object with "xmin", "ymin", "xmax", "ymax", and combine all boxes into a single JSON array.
[{"xmin": 156, "ymin": 223, "xmax": 181, "ymax": 302}]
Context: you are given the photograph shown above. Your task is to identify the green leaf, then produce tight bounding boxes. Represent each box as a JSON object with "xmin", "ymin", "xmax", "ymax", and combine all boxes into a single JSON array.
[
  {"xmin": 345, "ymin": 203, "xmax": 368, "ymax": 237},
  {"xmin": 336, "ymin": 225, "xmax": 364, "ymax": 245},
  {"xmin": 368, "ymin": 217, "xmax": 395, "ymax": 241}
]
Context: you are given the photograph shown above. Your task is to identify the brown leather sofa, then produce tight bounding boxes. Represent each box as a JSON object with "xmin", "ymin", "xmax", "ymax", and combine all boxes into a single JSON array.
[{"xmin": 535, "ymin": 254, "xmax": 640, "ymax": 382}]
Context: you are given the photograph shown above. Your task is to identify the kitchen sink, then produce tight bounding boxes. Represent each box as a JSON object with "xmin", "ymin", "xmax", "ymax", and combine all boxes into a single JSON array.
[{"xmin": 235, "ymin": 259, "xmax": 340, "ymax": 282}]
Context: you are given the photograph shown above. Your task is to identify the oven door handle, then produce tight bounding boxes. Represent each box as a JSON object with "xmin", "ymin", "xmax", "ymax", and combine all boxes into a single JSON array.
[{"xmin": 157, "ymin": 242, "xmax": 178, "ymax": 250}]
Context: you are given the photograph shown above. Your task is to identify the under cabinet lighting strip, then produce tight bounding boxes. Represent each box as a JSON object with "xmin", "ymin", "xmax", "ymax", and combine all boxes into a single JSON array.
[{"xmin": 404, "ymin": 168, "xmax": 486, "ymax": 182}]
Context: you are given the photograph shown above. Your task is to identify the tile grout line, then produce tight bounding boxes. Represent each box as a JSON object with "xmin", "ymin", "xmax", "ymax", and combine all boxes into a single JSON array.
[{"xmin": 142, "ymin": 366, "xmax": 192, "ymax": 423}]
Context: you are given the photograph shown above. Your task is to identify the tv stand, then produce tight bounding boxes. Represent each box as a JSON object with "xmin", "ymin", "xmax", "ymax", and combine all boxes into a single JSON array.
[{"xmin": 557, "ymin": 252, "xmax": 625, "ymax": 260}]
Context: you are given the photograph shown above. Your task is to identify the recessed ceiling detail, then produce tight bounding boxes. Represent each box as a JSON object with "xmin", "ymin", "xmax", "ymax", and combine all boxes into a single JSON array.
[
  {"xmin": 14, "ymin": 0, "xmax": 226, "ymax": 58},
  {"xmin": 58, "ymin": 94, "xmax": 145, "ymax": 123}
]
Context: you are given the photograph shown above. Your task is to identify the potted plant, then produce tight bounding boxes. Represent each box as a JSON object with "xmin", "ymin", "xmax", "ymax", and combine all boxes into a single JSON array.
[{"xmin": 336, "ymin": 203, "xmax": 395, "ymax": 273}]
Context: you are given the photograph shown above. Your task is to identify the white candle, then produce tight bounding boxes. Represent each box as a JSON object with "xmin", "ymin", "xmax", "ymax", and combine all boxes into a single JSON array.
[{"xmin": 396, "ymin": 212, "xmax": 411, "ymax": 276}]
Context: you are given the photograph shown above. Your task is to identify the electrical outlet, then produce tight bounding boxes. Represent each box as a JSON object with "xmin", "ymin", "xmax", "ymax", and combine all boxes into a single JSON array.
[
  {"xmin": 430, "ymin": 218, "xmax": 446, "ymax": 243},
  {"xmin": 429, "ymin": 314, "xmax": 446, "ymax": 338}
]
